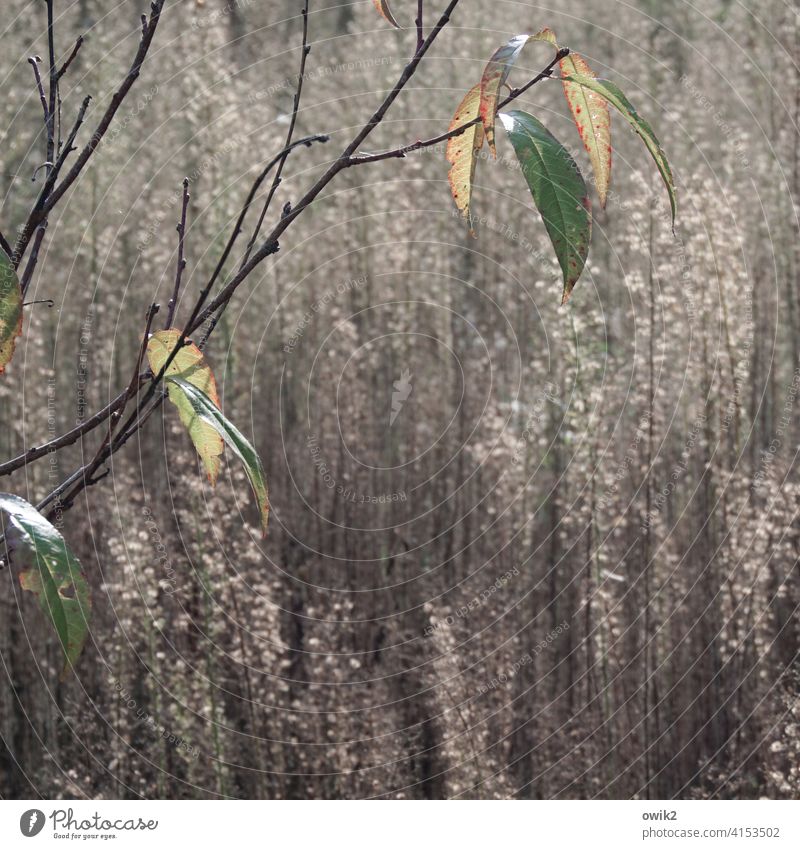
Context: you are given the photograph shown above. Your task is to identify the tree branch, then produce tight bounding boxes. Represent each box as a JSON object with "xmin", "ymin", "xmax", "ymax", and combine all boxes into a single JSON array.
[
  {"xmin": 346, "ymin": 46, "xmax": 569, "ymax": 166},
  {"xmin": 165, "ymin": 179, "xmax": 190, "ymax": 328},
  {"xmin": 13, "ymin": 0, "xmax": 167, "ymax": 268},
  {"xmin": 33, "ymin": 0, "xmax": 464, "ymax": 518},
  {"xmin": 57, "ymin": 35, "xmax": 84, "ymax": 81},
  {"xmin": 239, "ymin": 0, "xmax": 312, "ymax": 271}
]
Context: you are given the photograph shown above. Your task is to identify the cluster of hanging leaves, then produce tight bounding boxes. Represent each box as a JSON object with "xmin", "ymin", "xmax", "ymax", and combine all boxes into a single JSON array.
[
  {"xmin": 2, "ymin": 13, "xmax": 676, "ymax": 675},
  {"xmin": 444, "ymin": 27, "xmax": 676, "ymax": 303}
]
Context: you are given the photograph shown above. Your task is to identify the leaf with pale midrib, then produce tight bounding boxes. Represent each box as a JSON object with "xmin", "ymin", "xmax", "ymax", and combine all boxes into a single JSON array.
[
  {"xmin": 168, "ymin": 377, "xmax": 270, "ymax": 537},
  {"xmin": 0, "ymin": 493, "xmax": 91, "ymax": 677},
  {"xmin": 500, "ymin": 110, "xmax": 591, "ymax": 303}
]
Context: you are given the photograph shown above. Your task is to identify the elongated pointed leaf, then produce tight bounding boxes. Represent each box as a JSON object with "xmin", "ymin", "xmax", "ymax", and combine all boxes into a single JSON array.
[
  {"xmin": 371, "ymin": 0, "xmax": 400, "ymax": 28},
  {"xmin": 0, "ymin": 493, "xmax": 91, "ymax": 676},
  {"xmin": 479, "ymin": 35, "xmax": 530, "ymax": 157},
  {"xmin": 478, "ymin": 30, "xmax": 558, "ymax": 158},
  {"xmin": 562, "ymin": 73, "xmax": 676, "ymax": 223},
  {"xmin": 147, "ymin": 329, "xmax": 223, "ymax": 484},
  {"xmin": 0, "ymin": 249, "xmax": 22, "ymax": 374},
  {"xmin": 168, "ymin": 377, "xmax": 269, "ymax": 537},
  {"xmin": 500, "ymin": 110, "xmax": 591, "ymax": 303},
  {"xmin": 560, "ymin": 54, "xmax": 611, "ymax": 207},
  {"xmin": 446, "ymin": 82, "xmax": 485, "ymax": 233}
]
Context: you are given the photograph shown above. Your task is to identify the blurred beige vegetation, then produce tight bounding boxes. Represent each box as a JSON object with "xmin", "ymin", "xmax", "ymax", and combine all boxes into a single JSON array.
[{"xmin": 1, "ymin": 0, "xmax": 800, "ymax": 799}]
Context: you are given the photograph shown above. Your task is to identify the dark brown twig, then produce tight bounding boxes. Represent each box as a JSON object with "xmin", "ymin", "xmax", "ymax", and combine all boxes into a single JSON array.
[
  {"xmin": 36, "ymin": 0, "xmax": 464, "ymax": 517},
  {"xmin": 28, "ymin": 57, "xmax": 49, "ymax": 123},
  {"xmin": 57, "ymin": 35, "xmax": 84, "ymax": 81},
  {"xmin": 50, "ymin": 304, "xmax": 160, "ymax": 514},
  {"xmin": 165, "ymin": 179, "xmax": 190, "ymax": 328},
  {"xmin": 13, "ymin": 0, "xmax": 167, "ymax": 268},
  {"xmin": 239, "ymin": 0, "xmax": 311, "ymax": 270},
  {"xmin": 346, "ymin": 46, "xmax": 569, "ymax": 166},
  {"xmin": 45, "ymin": 0, "xmax": 58, "ymax": 167},
  {"xmin": 415, "ymin": 0, "xmax": 424, "ymax": 52},
  {"xmin": 0, "ymin": 377, "xmax": 148, "ymax": 478}
]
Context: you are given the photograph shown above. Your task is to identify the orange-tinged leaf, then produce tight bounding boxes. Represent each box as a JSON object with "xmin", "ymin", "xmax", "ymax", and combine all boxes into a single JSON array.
[
  {"xmin": 560, "ymin": 53, "xmax": 611, "ymax": 207},
  {"xmin": 371, "ymin": 0, "xmax": 400, "ymax": 28},
  {"xmin": 478, "ymin": 31, "xmax": 559, "ymax": 158},
  {"xmin": 532, "ymin": 27, "xmax": 558, "ymax": 47},
  {"xmin": 0, "ymin": 248, "xmax": 22, "ymax": 374},
  {"xmin": 446, "ymin": 82, "xmax": 485, "ymax": 232},
  {"xmin": 562, "ymin": 73, "xmax": 676, "ymax": 223},
  {"xmin": 479, "ymin": 35, "xmax": 530, "ymax": 157},
  {"xmin": 146, "ymin": 329, "xmax": 223, "ymax": 484}
]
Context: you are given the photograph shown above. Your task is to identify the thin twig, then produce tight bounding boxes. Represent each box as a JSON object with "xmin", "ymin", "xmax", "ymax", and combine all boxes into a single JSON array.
[
  {"xmin": 20, "ymin": 224, "xmax": 47, "ymax": 296},
  {"xmin": 346, "ymin": 47, "xmax": 569, "ymax": 166},
  {"xmin": 165, "ymin": 179, "xmax": 190, "ymax": 328},
  {"xmin": 45, "ymin": 0, "xmax": 58, "ymax": 168},
  {"xmin": 239, "ymin": 0, "xmax": 312, "ymax": 270},
  {"xmin": 36, "ymin": 0, "xmax": 464, "ymax": 517},
  {"xmin": 53, "ymin": 304, "xmax": 160, "ymax": 513},
  {"xmin": 57, "ymin": 35, "xmax": 84, "ymax": 81},
  {"xmin": 0, "ymin": 231, "xmax": 13, "ymax": 257},
  {"xmin": 0, "ymin": 378, "xmax": 148, "ymax": 478},
  {"xmin": 28, "ymin": 57, "xmax": 49, "ymax": 122},
  {"xmin": 415, "ymin": 0, "xmax": 424, "ymax": 53},
  {"xmin": 13, "ymin": 0, "xmax": 167, "ymax": 268}
]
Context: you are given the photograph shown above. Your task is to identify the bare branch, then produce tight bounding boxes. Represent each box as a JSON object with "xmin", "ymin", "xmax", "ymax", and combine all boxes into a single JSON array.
[
  {"xmin": 32, "ymin": 0, "xmax": 465, "ymax": 518},
  {"xmin": 239, "ymin": 0, "xmax": 312, "ymax": 270},
  {"xmin": 13, "ymin": 0, "xmax": 167, "ymax": 268},
  {"xmin": 0, "ymin": 378, "xmax": 148, "ymax": 478},
  {"xmin": 346, "ymin": 47, "xmax": 569, "ymax": 166},
  {"xmin": 165, "ymin": 179, "xmax": 190, "ymax": 329},
  {"xmin": 28, "ymin": 56, "xmax": 48, "ymax": 123},
  {"xmin": 57, "ymin": 35, "xmax": 84, "ymax": 81}
]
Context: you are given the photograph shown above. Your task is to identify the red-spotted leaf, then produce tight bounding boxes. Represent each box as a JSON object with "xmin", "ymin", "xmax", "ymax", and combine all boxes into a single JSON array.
[
  {"xmin": 371, "ymin": 0, "xmax": 400, "ymax": 28},
  {"xmin": 446, "ymin": 82, "xmax": 485, "ymax": 233},
  {"xmin": 500, "ymin": 110, "xmax": 591, "ymax": 303},
  {"xmin": 562, "ymin": 73, "xmax": 676, "ymax": 223},
  {"xmin": 168, "ymin": 377, "xmax": 270, "ymax": 537},
  {"xmin": 147, "ymin": 329, "xmax": 224, "ymax": 485},
  {"xmin": 479, "ymin": 30, "xmax": 558, "ymax": 158},
  {"xmin": 0, "ymin": 493, "xmax": 91, "ymax": 677},
  {"xmin": 560, "ymin": 54, "xmax": 612, "ymax": 207},
  {"xmin": 0, "ymin": 248, "xmax": 22, "ymax": 374}
]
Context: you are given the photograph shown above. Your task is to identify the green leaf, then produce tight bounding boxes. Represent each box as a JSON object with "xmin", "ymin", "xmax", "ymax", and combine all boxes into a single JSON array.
[
  {"xmin": 147, "ymin": 329, "xmax": 224, "ymax": 484},
  {"xmin": 499, "ymin": 109, "xmax": 592, "ymax": 303},
  {"xmin": 561, "ymin": 73, "xmax": 676, "ymax": 223},
  {"xmin": 0, "ymin": 248, "xmax": 23, "ymax": 374},
  {"xmin": 167, "ymin": 377, "xmax": 270, "ymax": 537},
  {"xmin": 560, "ymin": 54, "xmax": 612, "ymax": 208},
  {"xmin": 0, "ymin": 493, "xmax": 91, "ymax": 676}
]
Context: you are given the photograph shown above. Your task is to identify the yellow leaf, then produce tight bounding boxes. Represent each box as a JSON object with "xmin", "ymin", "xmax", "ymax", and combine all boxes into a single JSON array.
[
  {"xmin": 0, "ymin": 249, "xmax": 22, "ymax": 374},
  {"xmin": 560, "ymin": 53, "xmax": 612, "ymax": 207},
  {"xmin": 371, "ymin": 0, "xmax": 400, "ymax": 28},
  {"xmin": 146, "ymin": 329, "xmax": 223, "ymax": 484},
  {"xmin": 446, "ymin": 83, "xmax": 485, "ymax": 233}
]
